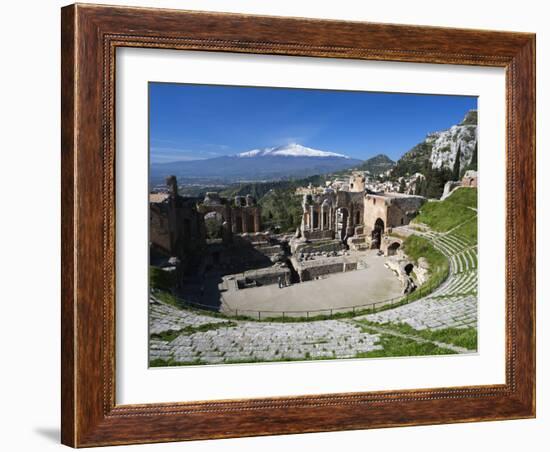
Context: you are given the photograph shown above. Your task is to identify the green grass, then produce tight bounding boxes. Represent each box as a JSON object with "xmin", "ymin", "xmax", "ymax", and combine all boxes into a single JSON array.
[
  {"xmin": 404, "ymin": 235, "xmax": 447, "ymax": 269},
  {"xmin": 149, "ymin": 266, "xmax": 176, "ymax": 291},
  {"xmin": 153, "ymin": 290, "xmax": 182, "ymax": 308},
  {"xmin": 422, "ymin": 327, "xmax": 477, "ymax": 350},
  {"xmin": 356, "ymin": 332, "xmax": 457, "ymax": 358},
  {"xmin": 150, "ymin": 334, "xmax": 456, "ymax": 366},
  {"xmin": 150, "ymin": 321, "xmax": 237, "ymax": 342},
  {"xmin": 150, "ymin": 330, "xmax": 181, "ymax": 342},
  {"xmin": 445, "ymin": 185, "xmax": 478, "ymax": 208},
  {"xmin": 358, "ymin": 320, "xmax": 477, "ymax": 351},
  {"xmin": 453, "ymin": 217, "xmax": 478, "ymax": 245},
  {"xmin": 149, "ymin": 354, "xmax": 341, "ymax": 367},
  {"xmin": 413, "ymin": 187, "xmax": 477, "ymax": 232},
  {"xmin": 150, "ymin": 358, "xmax": 200, "ymax": 367},
  {"xmin": 402, "ymin": 235, "xmax": 449, "ymax": 301}
]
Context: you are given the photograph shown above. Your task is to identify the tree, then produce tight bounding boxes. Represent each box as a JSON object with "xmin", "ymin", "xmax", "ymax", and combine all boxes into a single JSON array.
[
  {"xmin": 414, "ymin": 179, "xmax": 421, "ymax": 195},
  {"xmin": 462, "ymin": 142, "xmax": 478, "ymax": 176},
  {"xmin": 453, "ymin": 144, "xmax": 462, "ymax": 181},
  {"xmin": 466, "ymin": 141, "xmax": 477, "ymax": 171},
  {"xmin": 470, "ymin": 142, "xmax": 478, "ymax": 170},
  {"xmin": 414, "ymin": 176, "xmax": 427, "ymax": 197},
  {"xmin": 398, "ymin": 178, "xmax": 406, "ymax": 193},
  {"xmin": 424, "ymin": 164, "xmax": 453, "ymax": 199}
]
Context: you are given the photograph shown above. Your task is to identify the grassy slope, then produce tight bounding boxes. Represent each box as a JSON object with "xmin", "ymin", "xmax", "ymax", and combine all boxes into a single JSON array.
[
  {"xmin": 358, "ymin": 320, "xmax": 477, "ymax": 351},
  {"xmin": 357, "ymin": 328, "xmax": 457, "ymax": 358},
  {"xmin": 413, "ymin": 187, "xmax": 477, "ymax": 232},
  {"xmin": 453, "ymin": 217, "xmax": 477, "ymax": 244},
  {"xmin": 404, "ymin": 235, "xmax": 448, "ymax": 269},
  {"xmin": 401, "ymin": 235, "xmax": 449, "ymax": 303}
]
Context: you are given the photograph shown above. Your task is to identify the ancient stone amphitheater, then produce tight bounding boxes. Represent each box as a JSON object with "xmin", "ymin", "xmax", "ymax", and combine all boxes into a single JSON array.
[{"xmin": 149, "ymin": 224, "xmax": 478, "ymax": 365}]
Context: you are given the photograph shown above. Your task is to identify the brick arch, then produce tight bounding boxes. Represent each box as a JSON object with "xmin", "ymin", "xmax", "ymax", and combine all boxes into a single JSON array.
[{"xmin": 371, "ymin": 217, "xmax": 384, "ymax": 249}]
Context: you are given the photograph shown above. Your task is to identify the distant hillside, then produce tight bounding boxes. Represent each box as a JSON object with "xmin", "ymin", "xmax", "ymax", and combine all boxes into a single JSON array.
[
  {"xmin": 356, "ymin": 154, "xmax": 395, "ymax": 176},
  {"xmin": 391, "ymin": 141, "xmax": 433, "ymax": 179},
  {"xmin": 150, "ymin": 144, "xmax": 361, "ymax": 185}
]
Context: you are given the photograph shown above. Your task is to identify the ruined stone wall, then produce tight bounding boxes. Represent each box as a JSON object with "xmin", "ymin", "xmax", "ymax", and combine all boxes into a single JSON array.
[
  {"xmin": 239, "ymin": 267, "xmax": 291, "ymax": 287},
  {"xmin": 380, "ymin": 236, "xmax": 403, "ymax": 256},
  {"xmin": 303, "ymin": 230, "xmax": 334, "ymax": 241},
  {"xmin": 461, "ymin": 170, "xmax": 478, "ymax": 188},
  {"xmin": 149, "ymin": 204, "xmax": 172, "ymax": 255},
  {"xmin": 300, "ymin": 190, "xmax": 364, "ymax": 240},
  {"xmin": 349, "ymin": 173, "xmax": 366, "ymax": 192},
  {"xmin": 294, "ymin": 240, "xmax": 344, "ymax": 255},
  {"xmin": 363, "ymin": 195, "xmax": 390, "ymax": 234},
  {"xmin": 298, "ymin": 262, "xmax": 343, "ymax": 281},
  {"xmin": 347, "ymin": 192, "xmax": 365, "ymax": 231},
  {"xmin": 385, "ymin": 196, "xmax": 425, "ymax": 228},
  {"xmin": 149, "ymin": 191, "xmax": 206, "ymax": 274},
  {"xmin": 364, "ymin": 194, "xmax": 425, "ymax": 232},
  {"xmin": 231, "ymin": 205, "xmax": 261, "ymax": 234},
  {"xmin": 293, "ymin": 255, "xmax": 360, "ymax": 282},
  {"xmin": 198, "ymin": 195, "xmax": 261, "ymax": 236}
]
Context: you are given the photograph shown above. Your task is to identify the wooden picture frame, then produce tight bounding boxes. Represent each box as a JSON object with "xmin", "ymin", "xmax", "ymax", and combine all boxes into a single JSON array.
[{"xmin": 61, "ymin": 3, "xmax": 535, "ymax": 447}]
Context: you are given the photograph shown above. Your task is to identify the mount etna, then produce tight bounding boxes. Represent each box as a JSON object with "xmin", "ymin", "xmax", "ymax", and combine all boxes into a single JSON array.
[{"xmin": 150, "ymin": 143, "xmax": 363, "ymax": 184}]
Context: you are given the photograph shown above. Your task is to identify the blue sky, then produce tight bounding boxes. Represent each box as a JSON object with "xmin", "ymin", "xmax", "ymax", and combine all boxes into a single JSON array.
[{"xmin": 149, "ymin": 83, "xmax": 477, "ymax": 164}]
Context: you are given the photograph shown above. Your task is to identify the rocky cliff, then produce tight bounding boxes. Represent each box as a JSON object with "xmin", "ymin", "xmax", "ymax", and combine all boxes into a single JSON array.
[
  {"xmin": 428, "ymin": 110, "xmax": 477, "ymax": 171},
  {"xmin": 392, "ymin": 110, "xmax": 477, "ymax": 177}
]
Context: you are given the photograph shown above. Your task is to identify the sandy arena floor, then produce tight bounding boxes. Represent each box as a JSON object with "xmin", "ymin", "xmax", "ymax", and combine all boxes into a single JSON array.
[{"xmin": 220, "ymin": 251, "xmax": 402, "ymax": 316}]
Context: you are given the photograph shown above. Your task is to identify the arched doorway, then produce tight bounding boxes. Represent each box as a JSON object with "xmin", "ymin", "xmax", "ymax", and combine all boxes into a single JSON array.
[
  {"xmin": 387, "ymin": 241, "xmax": 400, "ymax": 256},
  {"xmin": 371, "ymin": 218, "xmax": 384, "ymax": 249},
  {"xmin": 336, "ymin": 208, "xmax": 349, "ymax": 241}
]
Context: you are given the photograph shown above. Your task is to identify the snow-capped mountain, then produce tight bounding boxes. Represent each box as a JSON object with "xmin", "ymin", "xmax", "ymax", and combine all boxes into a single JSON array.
[
  {"xmin": 237, "ymin": 144, "xmax": 349, "ymax": 159},
  {"xmin": 150, "ymin": 143, "xmax": 361, "ymax": 184}
]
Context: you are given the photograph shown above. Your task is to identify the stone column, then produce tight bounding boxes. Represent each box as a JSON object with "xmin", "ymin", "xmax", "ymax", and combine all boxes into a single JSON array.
[
  {"xmin": 320, "ymin": 205, "xmax": 325, "ymax": 231},
  {"xmin": 309, "ymin": 205, "xmax": 314, "ymax": 231}
]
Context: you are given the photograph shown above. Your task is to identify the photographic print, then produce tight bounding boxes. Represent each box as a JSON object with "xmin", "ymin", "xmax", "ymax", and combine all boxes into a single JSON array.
[{"xmin": 148, "ymin": 83, "xmax": 479, "ymax": 367}]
